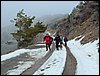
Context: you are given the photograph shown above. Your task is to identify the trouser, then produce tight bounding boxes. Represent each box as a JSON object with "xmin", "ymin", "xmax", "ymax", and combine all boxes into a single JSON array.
[
  {"xmin": 46, "ymin": 44, "xmax": 51, "ymax": 51},
  {"xmin": 60, "ymin": 43, "xmax": 63, "ymax": 49},
  {"xmin": 64, "ymin": 42, "xmax": 67, "ymax": 47},
  {"xmin": 50, "ymin": 41, "xmax": 52, "ymax": 46},
  {"xmin": 56, "ymin": 42, "xmax": 59, "ymax": 50}
]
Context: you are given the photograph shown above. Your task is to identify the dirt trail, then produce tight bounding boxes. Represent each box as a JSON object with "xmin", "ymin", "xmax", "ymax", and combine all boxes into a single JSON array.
[{"xmin": 62, "ymin": 45, "xmax": 77, "ymax": 75}]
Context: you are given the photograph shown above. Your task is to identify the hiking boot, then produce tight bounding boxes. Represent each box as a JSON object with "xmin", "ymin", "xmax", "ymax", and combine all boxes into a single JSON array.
[
  {"xmin": 49, "ymin": 49, "xmax": 51, "ymax": 51},
  {"xmin": 57, "ymin": 49, "xmax": 59, "ymax": 50}
]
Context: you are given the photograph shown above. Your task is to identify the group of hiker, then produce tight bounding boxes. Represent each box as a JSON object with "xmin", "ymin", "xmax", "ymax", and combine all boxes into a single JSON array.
[{"xmin": 43, "ymin": 33, "xmax": 68, "ymax": 51}]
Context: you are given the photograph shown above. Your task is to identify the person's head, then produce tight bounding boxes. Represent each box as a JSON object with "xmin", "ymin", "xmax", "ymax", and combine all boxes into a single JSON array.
[
  {"xmin": 46, "ymin": 33, "xmax": 49, "ymax": 36},
  {"xmin": 56, "ymin": 34, "xmax": 60, "ymax": 37},
  {"xmin": 65, "ymin": 36, "xmax": 67, "ymax": 38}
]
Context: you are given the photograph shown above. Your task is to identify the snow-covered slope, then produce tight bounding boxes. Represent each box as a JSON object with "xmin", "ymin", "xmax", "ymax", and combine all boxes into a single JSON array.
[{"xmin": 67, "ymin": 36, "xmax": 99, "ymax": 75}]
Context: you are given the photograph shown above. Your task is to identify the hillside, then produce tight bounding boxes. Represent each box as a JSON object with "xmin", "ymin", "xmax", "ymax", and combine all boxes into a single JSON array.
[
  {"xmin": 32, "ymin": 14, "xmax": 68, "ymax": 27},
  {"xmin": 53, "ymin": 1, "xmax": 99, "ymax": 44}
]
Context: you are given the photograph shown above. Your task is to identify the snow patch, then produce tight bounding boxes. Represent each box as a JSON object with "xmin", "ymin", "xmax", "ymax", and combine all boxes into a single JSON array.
[
  {"xmin": 1, "ymin": 47, "xmax": 47, "ymax": 61},
  {"xmin": 6, "ymin": 61, "xmax": 34, "ymax": 75},
  {"xmin": 1, "ymin": 46, "xmax": 48, "ymax": 75},
  {"xmin": 67, "ymin": 36, "xmax": 99, "ymax": 75},
  {"xmin": 35, "ymin": 44, "xmax": 46, "ymax": 46},
  {"xmin": 33, "ymin": 45, "xmax": 67, "ymax": 75}
]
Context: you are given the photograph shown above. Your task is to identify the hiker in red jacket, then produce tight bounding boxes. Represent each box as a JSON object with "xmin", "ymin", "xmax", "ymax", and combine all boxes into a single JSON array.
[{"xmin": 43, "ymin": 33, "xmax": 53, "ymax": 51}]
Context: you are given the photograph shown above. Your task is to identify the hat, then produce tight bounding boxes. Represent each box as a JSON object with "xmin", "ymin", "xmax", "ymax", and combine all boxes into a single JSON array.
[{"xmin": 46, "ymin": 33, "xmax": 49, "ymax": 36}]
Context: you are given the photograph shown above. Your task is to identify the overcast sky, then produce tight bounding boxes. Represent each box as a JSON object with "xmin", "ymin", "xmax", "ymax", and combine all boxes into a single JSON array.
[{"xmin": 1, "ymin": 1, "xmax": 80, "ymax": 27}]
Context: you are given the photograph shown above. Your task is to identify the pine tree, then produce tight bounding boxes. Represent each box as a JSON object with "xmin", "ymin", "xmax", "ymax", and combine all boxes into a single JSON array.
[
  {"xmin": 10, "ymin": 9, "xmax": 35, "ymax": 48},
  {"xmin": 10, "ymin": 9, "xmax": 47, "ymax": 48}
]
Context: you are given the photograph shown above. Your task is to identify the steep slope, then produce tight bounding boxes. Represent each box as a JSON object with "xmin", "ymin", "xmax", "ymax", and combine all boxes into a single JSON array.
[{"xmin": 56, "ymin": 1, "xmax": 99, "ymax": 44}]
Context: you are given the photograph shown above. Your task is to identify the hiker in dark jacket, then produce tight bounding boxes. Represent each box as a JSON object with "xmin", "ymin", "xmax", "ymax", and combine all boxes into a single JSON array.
[
  {"xmin": 43, "ymin": 33, "xmax": 53, "ymax": 51},
  {"xmin": 54, "ymin": 34, "xmax": 61, "ymax": 50},
  {"xmin": 64, "ymin": 36, "xmax": 68, "ymax": 47}
]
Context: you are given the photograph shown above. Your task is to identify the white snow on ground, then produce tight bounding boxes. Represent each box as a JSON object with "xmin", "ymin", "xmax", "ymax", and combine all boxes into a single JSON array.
[
  {"xmin": 6, "ymin": 61, "xmax": 34, "ymax": 75},
  {"xmin": 27, "ymin": 48, "xmax": 48, "ymax": 59},
  {"xmin": 33, "ymin": 45, "xmax": 67, "ymax": 75},
  {"xmin": 1, "ymin": 49, "xmax": 28, "ymax": 61},
  {"xmin": 67, "ymin": 36, "xmax": 99, "ymax": 75},
  {"xmin": 1, "ymin": 45, "xmax": 48, "ymax": 75},
  {"xmin": 35, "ymin": 44, "xmax": 46, "ymax": 46},
  {"xmin": 1, "ymin": 47, "xmax": 47, "ymax": 61}
]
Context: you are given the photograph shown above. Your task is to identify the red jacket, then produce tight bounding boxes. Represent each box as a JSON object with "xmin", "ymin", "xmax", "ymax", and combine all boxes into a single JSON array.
[{"xmin": 43, "ymin": 36, "xmax": 53, "ymax": 44}]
